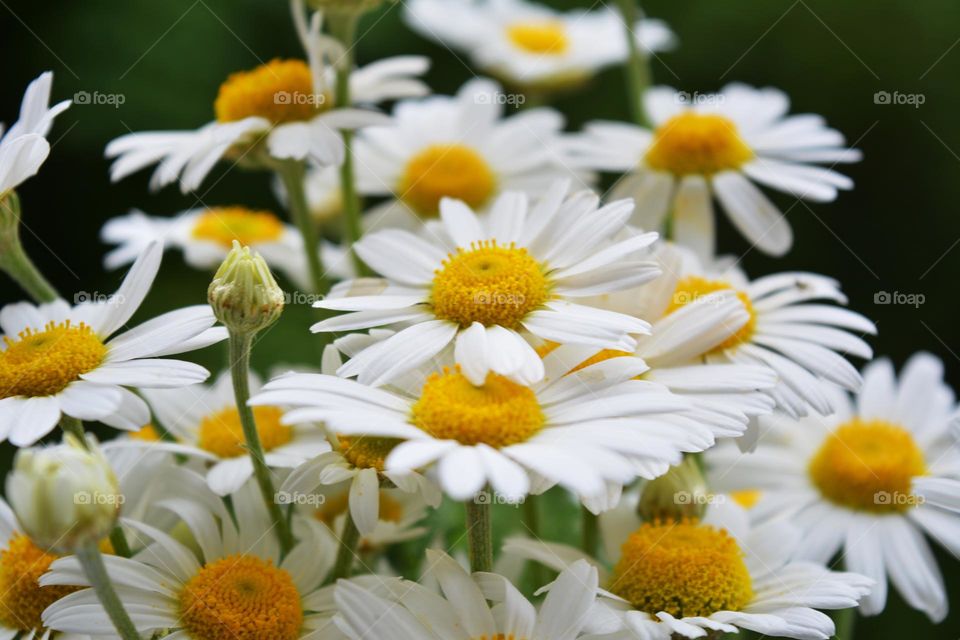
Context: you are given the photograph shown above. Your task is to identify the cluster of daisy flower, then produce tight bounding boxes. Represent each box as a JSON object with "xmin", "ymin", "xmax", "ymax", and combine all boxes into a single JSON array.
[{"xmin": 0, "ymin": 1, "xmax": 956, "ymax": 639}]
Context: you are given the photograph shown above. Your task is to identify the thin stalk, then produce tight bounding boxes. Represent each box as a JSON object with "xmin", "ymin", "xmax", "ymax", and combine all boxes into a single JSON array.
[
  {"xmin": 833, "ymin": 603, "xmax": 857, "ymax": 639},
  {"xmin": 59, "ymin": 416, "xmax": 87, "ymax": 445},
  {"xmin": 581, "ymin": 506, "xmax": 599, "ymax": 557},
  {"xmin": 109, "ymin": 526, "xmax": 133, "ymax": 558},
  {"xmin": 0, "ymin": 193, "xmax": 59, "ymax": 303},
  {"xmin": 76, "ymin": 542, "xmax": 141, "ymax": 640},
  {"xmin": 614, "ymin": 0, "xmax": 652, "ymax": 127},
  {"xmin": 330, "ymin": 511, "xmax": 361, "ymax": 581},
  {"xmin": 328, "ymin": 12, "xmax": 368, "ymax": 276},
  {"xmin": 228, "ymin": 332, "xmax": 294, "ymax": 554},
  {"xmin": 465, "ymin": 499, "xmax": 493, "ymax": 573},
  {"xmin": 277, "ymin": 161, "xmax": 328, "ymax": 294},
  {"xmin": 522, "ymin": 496, "xmax": 546, "ymax": 586}
]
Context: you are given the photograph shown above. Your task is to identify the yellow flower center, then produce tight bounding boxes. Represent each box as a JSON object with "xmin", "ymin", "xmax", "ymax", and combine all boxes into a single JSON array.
[
  {"xmin": 314, "ymin": 492, "xmax": 404, "ymax": 529},
  {"xmin": 179, "ymin": 554, "xmax": 303, "ymax": 640},
  {"xmin": 0, "ymin": 534, "xmax": 80, "ymax": 632},
  {"xmin": 197, "ymin": 406, "xmax": 293, "ymax": 458},
  {"xmin": 338, "ymin": 435, "xmax": 402, "ymax": 472},
  {"xmin": 192, "ymin": 207, "xmax": 285, "ymax": 249},
  {"xmin": 730, "ymin": 489, "xmax": 762, "ymax": 509},
  {"xmin": 431, "ymin": 241, "xmax": 550, "ymax": 329},
  {"xmin": 129, "ymin": 423, "xmax": 162, "ymax": 442},
  {"xmin": 609, "ymin": 520, "xmax": 753, "ymax": 619},
  {"xmin": 412, "ymin": 368, "xmax": 544, "ymax": 448},
  {"xmin": 667, "ymin": 276, "xmax": 756, "ymax": 352},
  {"xmin": 645, "ymin": 112, "xmax": 754, "ymax": 176},
  {"xmin": 398, "ymin": 144, "xmax": 497, "ymax": 218},
  {"xmin": 215, "ymin": 59, "xmax": 326, "ymax": 125},
  {"xmin": 0, "ymin": 321, "xmax": 106, "ymax": 398},
  {"xmin": 808, "ymin": 419, "xmax": 927, "ymax": 513},
  {"xmin": 506, "ymin": 21, "xmax": 570, "ymax": 55}
]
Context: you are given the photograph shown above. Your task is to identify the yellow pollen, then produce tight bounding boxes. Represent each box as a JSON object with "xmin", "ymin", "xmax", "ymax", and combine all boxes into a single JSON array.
[
  {"xmin": 506, "ymin": 20, "xmax": 570, "ymax": 55},
  {"xmin": 809, "ymin": 419, "xmax": 927, "ymax": 513},
  {"xmin": 412, "ymin": 368, "xmax": 544, "ymax": 448},
  {"xmin": 0, "ymin": 534, "xmax": 80, "ymax": 632},
  {"xmin": 730, "ymin": 489, "xmax": 762, "ymax": 509},
  {"xmin": 197, "ymin": 406, "xmax": 293, "ymax": 458},
  {"xmin": 645, "ymin": 112, "xmax": 754, "ymax": 176},
  {"xmin": 314, "ymin": 491, "xmax": 404, "ymax": 529},
  {"xmin": 667, "ymin": 276, "xmax": 756, "ymax": 352},
  {"xmin": 431, "ymin": 241, "xmax": 550, "ymax": 329},
  {"xmin": 130, "ymin": 423, "xmax": 162, "ymax": 442},
  {"xmin": 399, "ymin": 144, "xmax": 497, "ymax": 218},
  {"xmin": 0, "ymin": 321, "xmax": 106, "ymax": 398},
  {"xmin": 179, "ymin": 554, "xmax": 303, "ymax": 640},
  {"xmin": 215, "ymin": 59, "xmax": 326, "ymax": 125},
  {"xmin": 192, "ymin": 207, "xmax": 285, "ymax": 249},
  {"xmin": 338, "ymin": 435, "xmax": 402, "ymax": 472},
  {"xmin": 609, "ymin": 520, "xmax": 753, "ymax": 619}
]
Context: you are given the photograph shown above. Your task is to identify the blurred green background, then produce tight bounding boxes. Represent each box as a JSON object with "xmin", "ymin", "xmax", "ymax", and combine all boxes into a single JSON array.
[{"xmin": 2, "ymin": 0, "xmax": 959, "ymax": 636}]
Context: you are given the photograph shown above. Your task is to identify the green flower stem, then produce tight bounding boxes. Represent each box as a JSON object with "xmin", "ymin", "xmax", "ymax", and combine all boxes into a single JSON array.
[
  {"xmin": 833, "ymin": 604, "xmax": 857, "ymax": 639},
  {"xmin": 228, "ymin": 331, "xmax": 294, "ymax": 555},
  {"xmin": 522, "ymin": 496, "xmax": 546, "ymax": 586},
  {"xmin": 59, "ymin": 416, "xmax": 87, "ymax": 444},
  {"xmin": 0, "ymin": 193, "xmax": 59, "ymax": 303},
  {"xmin": 328, "ymin": 12, "xmax": 369, "ymax": 277},
  {"xmin": 581, "ymin": 506, "xmax": 599, "ymax": 557},
  {"xmin": 465, "ymin": 498, "xmax": 493, "ymax": 573},
  {"xmin": 277, "ymin": 160, "xmax": 329, "ymax": 294},
  {"xmin": 330, "ymin": 511, "xmax": 361, "ymax": 581},
  {"xmin": 109, "ymin": 526, "xmax": 133, "ymax": 558},
  {"xmin": 614, "ymin": 0, "xmax": 652, "ymax": 127},
  {"xmin": 76, "ymin": 542, "xmax": 141, "ymax": 640}
]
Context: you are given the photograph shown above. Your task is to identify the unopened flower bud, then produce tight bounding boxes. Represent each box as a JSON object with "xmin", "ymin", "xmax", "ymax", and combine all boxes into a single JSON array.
[
  {"xmin": 0, "ymin": 191, "xmax": 21, "ymax": 235},
  {"xmin": 6, "ymin": 434, "xmax": 120, "ymax": 553},
  {"xmin": 638, "ymin": 455, "xmax": 710, "ymax": 522},
  {"xmin": 208, "ymin": 241, "xmax": 284, "ymax": 334}
]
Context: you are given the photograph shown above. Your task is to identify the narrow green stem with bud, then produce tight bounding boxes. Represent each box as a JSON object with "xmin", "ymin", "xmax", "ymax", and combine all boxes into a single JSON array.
[
  {"xmin": 581, "ymin": 506, "xmax": 599, "ymax": 557},
  {"xmin": 329, "ymin": 511, "xmax": 361, "ymax": 582},
  {"xmin": 615, "ymin": 0, "xmax": 652, "ymax": 127},
  {"xmin": 76, "ymin": 542, "xmax": 141, "ymax": 640},
  {"xmin": 465, "ymin": 498, "xmax": 493, "ymax": 573},
  {"xmin": 277, "ymin": 160, "xmax": 329, "ymax": 294},
  {"xmin": 0, "ymin": 193, "xmax": 59, "ymax": 303},
  {"xmin": 522, "ymin": 496, "xmax": 546, "ymax": 586}
]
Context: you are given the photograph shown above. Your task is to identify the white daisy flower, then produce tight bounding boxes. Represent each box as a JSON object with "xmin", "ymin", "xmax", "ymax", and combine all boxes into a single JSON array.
[
  {"xmin": 312, "ymin": 181, "xmax": 663, "ymax": 386},
  {"xmin": 709, "ymin": 353, "xmax": 960, "ymax": 622},
  {"xmin": 113, "ymin": 370, "xmax": 331, "ymax": 496},
  {"xmin": 100, "ymin": 204, "xmax": 352, "ymax": 287},
  {"xmin": 353, "ymin": 78, "xmax": 588, "ymax": 227},
  {"xmin": 0, "ymin": 71, "xmax": 71, "ymax": 197},
  {"xmin": 404, "ymin": 0, "xmax": 674, "ymax": 91},
  {"xmin": 250, "ymin": 347, "xmax": 708, "ymax": 505},
  {"xmin": 41, "ymin": 481, "xmax": 377, "ymax": 639},
  {"xmin": 105, "ymin": 11, "xmax": 429, "ymax": 194},
  {"xmin": 334, "ymin": 549, "xmax": 600, "ymax": 640},
  {"xmin": 0, "ymin": 242, "xmax": 225, "ymax": 447},
  {"xmin": 566, "ymin": 83, "xmax": 862, "ymax": 257},
  {"xmin": 506, "ymin": 498, "xmax": 872, "ymax": 639}
]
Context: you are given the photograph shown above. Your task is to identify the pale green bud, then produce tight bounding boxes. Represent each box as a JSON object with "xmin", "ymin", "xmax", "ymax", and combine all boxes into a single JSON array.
[
  {"xmin": 208, "ymin": 241, "xmax": 284, "ymax": 334},
  {"xmin": 6, "ymin": 434, "xmax": 120, "ymax": 553},
  {"xmin": 637, "ymin": 455, "xmax": 711, "ymax": 522}
]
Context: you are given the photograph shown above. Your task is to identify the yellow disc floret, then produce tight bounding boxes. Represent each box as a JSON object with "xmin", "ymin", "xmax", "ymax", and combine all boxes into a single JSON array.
[
  {"xmin": 809, "ymin": 419, "xmax": 927, "ymax": 513},
  {"xmin": 399, "ymin": 144, "xmax": 497, "ymax": 218},
  {"xmin": 215, "ymin": 59, "xmax": 326, "ymax": 125},
  {"xmin": 431, "ymin": 241, "xmax": 550, "ymax": 329},
  {"xmin": 129, "ymin": 424, "xmax": 163, "ymax": 442},
  {"xmin": 338, "ymin": 435, "xmax": 402, "ymax": 472},
  {"xmin": 315, "ymin": 491, "xmax": 404, "ymax": 529},
  {"xmin": 645, "ymin": 112, "xmax": 754, "ymax": 176},
  {"xmin": 412, "ymin": 368, "xmax": 544, "ymax": 448},
  {"xmin": 0, "ymin": 321, "xmax": 106, "ymax": 398},
  {"xmin": 0, "ymin": 533, "xmax": 80, "ymax": 632},
  {"xmin": 609, "ymin": 520, "xmax": 754, "ymax": 619},
  {"xmin": 192, "ymin": 207, "xmax": 285, "ymax": 248},
  {"xmin": 197, "ymin": 406, "xmax": 293, "ymax": 458},
  {"xmin": 667, "ymin": 276, "xmax": 756, "ymax": 352},
  {"xmin": 506, "ymin": 21, "xmax": 570, "ymax": 55},
  {"xmin": 179, "ymin": 554, "xmax": 303, "ymax": 640}
]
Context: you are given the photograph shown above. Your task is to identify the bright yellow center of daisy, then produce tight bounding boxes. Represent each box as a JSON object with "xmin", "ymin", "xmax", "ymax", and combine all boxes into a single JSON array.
[
  {"xmin": 197, "ymin": 406, "xmax": 293, "ymax": 458},
  {"xmin": 609, "ymin": 520, "xmax": 753, "ymax": 619},
  {"xmin": 730, "ymin": 489, "xmax": 762, "ymax": 509},
  {"xmin": 338, "ymin": 435, "xmax": 402, "ymax": 472},
  {"xmin": 192, "ymin": 207, "xmax": 285, "ymax": 249},
  {"xmin": 809, "ymin": 419, "xmax": 927, "ymax": 513},
  {"xmin": 130, "ymin": 423, "xmax": 162, "ymax": 441},
  {"xmin": 179, "ymin": 554, "xmax": 303, "ymax": 640},
  {"xmin": 412, "ymin": 368, "xmax": 544, "ymax": 448},
  {"xmin": 215, "ymin": 59, "xmax": 326, "ymax": 125},
  {"xmin": 399, "ymin": 144, "xmax": 497, "ymax": 218},
  {"xmin": 431, "ymin": 241, "xmax": 550, "ymax": 329},
  {"xmin": 0, "ymin": 321, "xmax": 106, "ymax": 398},
  {"xmin": 667, "ymin": 276, "xmax": 756, "ymax": 352},
  {"xmin": 645, "ymin": 113, "xmax": 754, "ymax": 176},
  {"xmin": 315, "ymin": 492, "xmax": 403, "ymax": 529},
  {"xmin": 0, "ymin": 534, "xmax": 80, "ymax": 632},
  {"xmin": 506, "ymin": 21, "xmax": 569, "ymax": 55}
]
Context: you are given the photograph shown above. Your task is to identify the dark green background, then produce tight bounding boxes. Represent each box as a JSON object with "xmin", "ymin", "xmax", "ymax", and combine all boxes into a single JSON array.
[{"xmin": 1, "ymin": 1, "xmax": 958, "ymax": 636}]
